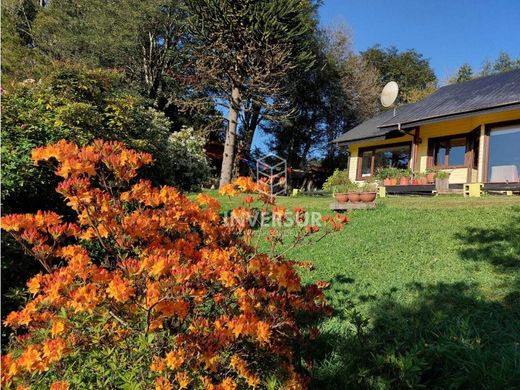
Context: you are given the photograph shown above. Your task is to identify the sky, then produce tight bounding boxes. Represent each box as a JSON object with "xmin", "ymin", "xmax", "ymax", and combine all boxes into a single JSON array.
[{"xmin": 319, "ymin": 0, "xmax": 520, "ymax": 82}]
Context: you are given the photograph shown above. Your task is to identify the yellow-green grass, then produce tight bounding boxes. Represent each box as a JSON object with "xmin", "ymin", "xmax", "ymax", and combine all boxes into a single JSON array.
[{"xmin": 198, "ymin": 192, "xmax": 520, "ymax": 388}]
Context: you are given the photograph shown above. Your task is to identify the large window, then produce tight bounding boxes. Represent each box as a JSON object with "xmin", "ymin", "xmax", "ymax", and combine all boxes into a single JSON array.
[
  {"xmin": 430, "ymin": 136, "xmax": 467, "ymax": 167},
  {"xmin": 487, "ymin": 125, "xmax": 520, "ymax": 182},
  {"xmin": 358, "ymin": 143, "xmax": 411, "ymax": 179}
]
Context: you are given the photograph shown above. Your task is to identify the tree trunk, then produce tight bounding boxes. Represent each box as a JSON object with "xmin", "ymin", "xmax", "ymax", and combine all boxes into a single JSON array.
[
  {"xmin": 242, "ymin": 101, "xmax": 262, "ymax": 155},
  {"xmin": 219, "ymin": 86, "xmax": 240, "ymax": 187}
]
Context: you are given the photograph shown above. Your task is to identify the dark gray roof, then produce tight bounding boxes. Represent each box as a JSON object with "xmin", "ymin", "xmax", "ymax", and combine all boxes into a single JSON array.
[
  {"xmin": 333, "ymin": 69, "xmax": 520, "ymax": 145},
  {"xmin": 331, "ymin": 109, "xmax": 404, "ymax": 144}
]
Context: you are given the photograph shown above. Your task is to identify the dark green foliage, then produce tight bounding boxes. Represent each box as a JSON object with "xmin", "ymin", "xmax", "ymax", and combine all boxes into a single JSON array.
[
  {"xmin": 1, "ymin": 63, "xmax": 174, "ymax": 210},
  {"xmin": 455, "ymin": 63, "xmax": 474, "ymax": 83},
  {"xmin": 362, "ymin": 45, "xmax": 437, "ymax": 104}
]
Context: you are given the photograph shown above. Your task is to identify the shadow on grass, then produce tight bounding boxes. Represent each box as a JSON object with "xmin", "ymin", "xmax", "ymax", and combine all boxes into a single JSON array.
[
  {"xmin": 456, "ymin": 205, "xmax": 520, "ymax": 306},
  {"xmin": 311, "ymin": 282, "xmax": 520, "ymax": 389}
]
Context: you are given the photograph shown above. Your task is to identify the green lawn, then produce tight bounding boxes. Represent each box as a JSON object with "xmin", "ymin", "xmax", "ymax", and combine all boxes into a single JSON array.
[{"xmin": 204, "ymin": 192, "xmax": 520, "ymax": 388}]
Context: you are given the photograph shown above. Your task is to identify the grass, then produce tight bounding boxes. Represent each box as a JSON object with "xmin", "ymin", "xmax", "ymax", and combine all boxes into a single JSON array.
[{"xmin": 202, "ymin": 191, "xmax": 520, "ymax": 388}]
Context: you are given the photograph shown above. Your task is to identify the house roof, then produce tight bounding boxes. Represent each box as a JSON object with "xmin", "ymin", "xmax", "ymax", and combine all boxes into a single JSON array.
[{"xmin": 333, "ymin": 69, "xmax": 520, "ymax": 145}]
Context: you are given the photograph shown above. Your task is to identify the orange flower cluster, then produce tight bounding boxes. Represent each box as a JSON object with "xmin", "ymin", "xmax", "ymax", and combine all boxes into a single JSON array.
[{"xmin": 2, "ymin": 140, "xmax": 348, "ymax": 389}]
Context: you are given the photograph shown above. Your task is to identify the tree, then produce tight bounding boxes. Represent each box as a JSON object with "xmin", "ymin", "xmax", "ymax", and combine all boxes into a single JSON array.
[
  {"xmin": 1, "ymin": 140, "xmax": 346, "ymax": 388},
  {"xmin": 448, "ymin": 63, "xmax": 474, "ymax": 84},
  {"xmin": 480, "ymin": 51, "xmax": 520, "ymax": 76},
  {"xmin": 264, "ymin": 25, "xmax": 380, "ymax": 175},
  {"xmin": 2, "ymin": 0, "xmax": 217, "ymax": 130},
  {"xmin": 185, "ymin": 0, "xmax": 318, "ymax": 187},
  {"xmin": 361, "ymin": 45, "xmax": 437, "ymax": 104}
]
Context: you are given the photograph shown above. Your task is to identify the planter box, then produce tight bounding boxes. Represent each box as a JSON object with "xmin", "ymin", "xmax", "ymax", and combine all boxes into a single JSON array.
[{"xmin": 435, "ymin": 178, "xmax": 449, "ymax": 193}]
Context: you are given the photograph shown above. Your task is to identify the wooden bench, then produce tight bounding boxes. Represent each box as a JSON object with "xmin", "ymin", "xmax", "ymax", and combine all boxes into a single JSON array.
[{"xmin": 329, "ymin": 202, "xmax": 376, "ymax": 211}]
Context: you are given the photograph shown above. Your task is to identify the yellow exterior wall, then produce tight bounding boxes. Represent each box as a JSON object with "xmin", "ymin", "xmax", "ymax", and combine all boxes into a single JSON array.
[{"xmin": 348, "ymin": 108, "xmax": 520, "ymax": 184}]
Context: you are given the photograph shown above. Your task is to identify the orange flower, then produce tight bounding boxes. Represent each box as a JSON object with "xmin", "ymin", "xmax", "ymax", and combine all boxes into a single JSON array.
[
  {"xmin": 165, "ymin": 350, "xmax": 185, "ymax": 370},
  {"xmin": 50, "ymin": 380, "xmax": 69, "ymax": 390},
  {"xmin": 175, "ymin": 371, "xmax": 191, "ymax": 389},
  {"xmin": 50, "ymin": 319, "xmax": 66, "ymax": 337},
  {"xmin": 219, "ymin": 183, "xmax": 238, "ymax": 197},
  {"xmin": 256, "ymin": 321, "xmax": 271, "ymax": 344},
  {"xmin": 26, "ymin": 274, "xmax": 43, "ymax": 295},
  {"xmin": 150, "ymin": 356, "xmax": 165, "ymax": 373},
  {"xmin": 106, "ymin": 275, "xmax": 135, "ymax": 303},
  {"xmin": 219, "ymin": 377, "xmax": 237, "ymax": 390},
  {"xmin": 17, "ymin": 345, "xmax": 44, "ymax": 373},
  {"xmin": 155, "ymin": 376, "xmax": 173, "ymax": 390}
]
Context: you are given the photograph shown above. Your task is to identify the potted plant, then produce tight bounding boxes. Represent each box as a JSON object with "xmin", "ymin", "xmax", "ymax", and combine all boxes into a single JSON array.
[
  {"xmin": 416, "ymin": 172, "xmax": 428, "ymax": 185},
  {"xmin": 435, "ymin": 170, "xmax": 450, "ymax": 193},
  {"xmin": 360, "ymin": 182, "xmax": 377, "ymax": 202},
  {"xmin": 398, "ymin": 168, "xmax": 412, "ymax": 186},
  {"xmin": 347, "ymin": 182, "xmax": 361, "ymax": 203},
  {"xmin": 426, "ymin": 168, "xmax": 438, "ymax": 184},
  {"xmin": 323, "ymin": 169, "xmax": 352, "ymax": 200},
  {"xmin": 333, "ymin": 184, "xmax": 350, "ymax": 203},
  {"xmin": 376, "ymin": 167, "xmax": 391, "ymax": 186}
]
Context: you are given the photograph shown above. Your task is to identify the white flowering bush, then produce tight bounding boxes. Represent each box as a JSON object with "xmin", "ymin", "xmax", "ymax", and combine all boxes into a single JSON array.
[{"xmin": 167, "ymin": 127, "xmax": 212, "ymax": 190}]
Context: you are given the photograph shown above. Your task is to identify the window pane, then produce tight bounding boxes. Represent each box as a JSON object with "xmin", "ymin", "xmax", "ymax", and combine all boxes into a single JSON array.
[
  {"xmin": 488, "ymin": 126, "xmax": 520, "ymax": 182},
  {"xmin": 447, "ymin": 138, "xmax": 466, "ymax": 166},
  {"xmin": 374, "ymin": 145, "xmax": 410, "ymax": 171},
  {"xmin": 434, "ymin": 141, "xmax": 447, "ymax": 165},
  {"xmin": 361, "ymin": 151, "xmax": 373, "ymax": 177}
]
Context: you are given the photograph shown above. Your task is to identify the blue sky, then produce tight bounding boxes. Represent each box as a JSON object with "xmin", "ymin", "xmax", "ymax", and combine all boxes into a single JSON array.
[{"xmin": 319, "ymin": 0, "xmax": 520, "ymax": 82}]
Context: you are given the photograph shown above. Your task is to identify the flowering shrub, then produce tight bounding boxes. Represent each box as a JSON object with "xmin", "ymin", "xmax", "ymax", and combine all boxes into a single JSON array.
[
  {"xmin": 1, "ymin": 140, "xmax": 348, "ymax": 389},
  {"xmin": 166, "ymin": 127, "xmax": 212, "ymax": 191}
]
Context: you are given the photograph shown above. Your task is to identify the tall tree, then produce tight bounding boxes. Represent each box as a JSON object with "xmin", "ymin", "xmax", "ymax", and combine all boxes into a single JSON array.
[
  {"xmin": 361, "ymin": 45, "xmax": 437, "ymax": 104},
  {"xmin": 264, "ymin": 25, "xmax": 380, "ymax": 173},
  {"xmin": 185, "ymin": 0, "xmax": 318, "ymax": 187}
]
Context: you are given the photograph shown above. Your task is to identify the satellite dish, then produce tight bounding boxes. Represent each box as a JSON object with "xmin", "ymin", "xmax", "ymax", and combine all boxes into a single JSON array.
[{"xmin": 380, "ymin": 81, "xmax": 399, "ymax": 107}]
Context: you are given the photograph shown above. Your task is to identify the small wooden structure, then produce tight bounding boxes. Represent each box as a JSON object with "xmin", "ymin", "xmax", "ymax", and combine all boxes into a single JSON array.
[{"xmin": 330, "ymin": 202, "xmax": 376, "ymax": 211}]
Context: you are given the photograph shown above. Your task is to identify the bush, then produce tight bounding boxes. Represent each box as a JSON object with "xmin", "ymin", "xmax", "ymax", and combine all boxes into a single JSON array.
[
  {"xmin": 1, "ymin": 63, "xmax": 173, "ymax": 213},
  {"xmin": 1, "ymin": 140, "xmax": 347, "ymax": 389},
  {"xmin": 167, "ymin": 127, "xmax": 212, "ymax": 191},
  {"xmin": 1, "ymin": 65, "xmax": 212, "ymax": 339},
  {"xmin": 322, "ymin": 169, "xmax": 352, "ymax": 193}
]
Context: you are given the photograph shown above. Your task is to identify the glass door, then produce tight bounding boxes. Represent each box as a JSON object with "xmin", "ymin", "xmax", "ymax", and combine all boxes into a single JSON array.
[{"xmin": 487, "ymin": 125, "xmax": 520, "ymax": 182}]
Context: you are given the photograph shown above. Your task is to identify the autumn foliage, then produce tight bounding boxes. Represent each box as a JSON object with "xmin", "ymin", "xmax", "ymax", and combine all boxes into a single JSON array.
[{"xmin": 1, "ymin": 140, "xmax": 347, "ymax": 389}]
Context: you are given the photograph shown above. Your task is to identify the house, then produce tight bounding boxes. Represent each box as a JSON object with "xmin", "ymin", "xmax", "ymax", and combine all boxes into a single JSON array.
[{"xmin": 332, "ymin": 69, "xmax": 520, "ymax": 190}]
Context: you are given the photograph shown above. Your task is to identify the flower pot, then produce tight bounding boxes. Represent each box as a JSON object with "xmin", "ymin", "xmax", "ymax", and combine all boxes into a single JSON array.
[
  {"xmin": 418, "ymin": 177, "xmax": 428, "ymax": 185},
  {"xmin": 334, "ymin": 193, "xmax": 349, "ymax": 203},
  {"xmin": 359, "ymin": 192, "xmax": 376, "ymax": 202},
  {"xmin": 389, "ymin": 178, "xmax": 398, "ymax": 186},
  {"xmin": 426, "ymin": 172, "xmax": 435, "ymax": 183},
  {"xmin": 399, "ymin": 177, "xmax": 410, "ymax": 186},
  {"xmin": 411, "ymin": 179, "xmax": 419, "ymax": 185},
  {"xmin": 383, "ymin": 178, "xmax": 392, "ymax": 186},
  {"xmin": 347, "ymin": 192, "xmax": 361, "ymax": 203}
]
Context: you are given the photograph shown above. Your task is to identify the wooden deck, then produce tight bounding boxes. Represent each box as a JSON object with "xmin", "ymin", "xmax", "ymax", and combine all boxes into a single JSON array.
[
  {"xmin": 483, "ymin": 182, "xmax": 520, "ymax": 192},
  {"xmin": 384, "ymin": 182, "xmax": 520, "ymax": 196},
  {"xmin": 384, "ymin": 185, "xmax": 436, "ymax": 195}
]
